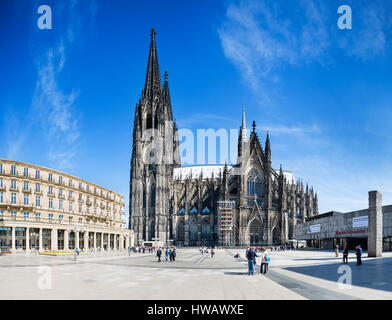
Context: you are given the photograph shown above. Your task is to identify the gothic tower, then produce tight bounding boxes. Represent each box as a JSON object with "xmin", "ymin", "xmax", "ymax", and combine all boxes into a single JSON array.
[{"xmin": 129, "ymin": 29, "xmax": 180, "ymax": 245}]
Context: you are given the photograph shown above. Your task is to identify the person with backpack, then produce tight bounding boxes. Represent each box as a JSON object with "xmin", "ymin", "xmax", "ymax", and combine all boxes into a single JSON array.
[
  {"xmin": 264, "ymin": 253, "xmax": 271, "ymax": 273},
  {"xmin": 156, "ymin": 248, "xmax": 162, "ymax": 262},
  {"xmin": 246, "ymin": 247, "xmax": 258, "ymax": 275}
]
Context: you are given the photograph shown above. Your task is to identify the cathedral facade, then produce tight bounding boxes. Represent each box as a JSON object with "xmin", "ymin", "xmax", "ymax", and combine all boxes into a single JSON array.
[{"xmin": 129, "ymin": 29, "xmax": 318, "ymax": 247}]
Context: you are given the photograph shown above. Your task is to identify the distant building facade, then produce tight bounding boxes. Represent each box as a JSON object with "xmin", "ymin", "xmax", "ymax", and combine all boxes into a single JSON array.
[
  {"xmin": 129, "ymin": 29, "xmax": 318, "ymax": 247},
  {"xmin": 0, "ymin": 159, "xmax": 133, "ymax": 252}
]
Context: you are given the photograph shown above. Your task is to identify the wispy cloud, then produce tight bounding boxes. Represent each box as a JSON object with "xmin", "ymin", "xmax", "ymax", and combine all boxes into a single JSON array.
[
  {"xmin": 5, "ymin": 0, "xmax": 98, "ymax": 172},
  {"xmin": 257, "ymin": 124, "xmax": 321, "ymax": 136},
  {"xmin": 218, "ymin": 0, "xmax": 391, "ymax": 91}
]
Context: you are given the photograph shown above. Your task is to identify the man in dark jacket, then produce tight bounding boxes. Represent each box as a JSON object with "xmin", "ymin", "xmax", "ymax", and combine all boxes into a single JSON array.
[
  {"xmin": 342, "ymin": 246, "xmax": 348, "ymax": 264},
  {"xmin": 246, "ymin": 247, "xmax": 257, "ymax": 275},
  {"xmin": 156, "ymin": 248, "xmax": 162, "ymax": 262}
]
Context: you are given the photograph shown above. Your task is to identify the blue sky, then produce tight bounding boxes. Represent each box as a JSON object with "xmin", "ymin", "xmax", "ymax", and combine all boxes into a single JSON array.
[{"xmin": 1, "ymin": 0, "xmax": 392, "ymax": 222}]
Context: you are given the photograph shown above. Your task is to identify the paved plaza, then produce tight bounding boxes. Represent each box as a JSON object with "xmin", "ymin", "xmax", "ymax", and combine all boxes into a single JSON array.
[{"xmin": 0, "ymin": 249, "xmax": 391, "ymax": 300}]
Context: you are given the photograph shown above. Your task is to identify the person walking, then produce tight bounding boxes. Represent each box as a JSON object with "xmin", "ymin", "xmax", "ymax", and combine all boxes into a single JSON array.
[
  {"xmin": 342, "ymin": 246, "xmax": 348, "ymax": 264},
  {"xmin": 246, "ymin": 247, "xmax": 257, "ymax": 275},
  {"xmin": 172, "ymin": 248, "xmax": 176, "ymax": 261},
  {"xmin": 335, "ymin": 244, "xmax": 339, "ymax": 257},
  {"xmin": 156, "ymin": 248, "xmax": 162, "ymax": 262},
  {"xmin": 211, "ymin": 249, "xmax": 215, "ymax": 258},
  {"xmin": 165, "ymin": 248, "xmax": 169, "ymax": 262}
]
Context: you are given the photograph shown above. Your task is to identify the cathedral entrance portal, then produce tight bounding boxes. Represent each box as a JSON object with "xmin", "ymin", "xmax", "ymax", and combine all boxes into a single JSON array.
[{"xmin": 248, "ymin": 219, "xmax": 263, "ymax": 246}]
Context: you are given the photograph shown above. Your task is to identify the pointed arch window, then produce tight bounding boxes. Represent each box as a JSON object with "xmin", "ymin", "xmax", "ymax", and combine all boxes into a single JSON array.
[
  {"xmin": 189, "ymin": 207, "xmax": 198, "ymax": 214},
  {"xmin": 247, "ymin": 168, "xmax": 262, "ymax": 206}
]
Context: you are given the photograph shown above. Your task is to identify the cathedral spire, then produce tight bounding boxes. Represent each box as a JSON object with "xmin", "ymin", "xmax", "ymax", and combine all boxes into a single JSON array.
[
  {"xmin": 144, "ymin": 28, "xmax": 162, "ymax": 99},
  {"xmin": 163, "ymin": 70, "xmax": 173, "ymax": 120},
  {"xmin": 241, "ymin": 104, "xmax": 247, "ymax": 142},
  {"xmin": 265, "ymin": 131, "xmax": 271, "ymax": 162}
]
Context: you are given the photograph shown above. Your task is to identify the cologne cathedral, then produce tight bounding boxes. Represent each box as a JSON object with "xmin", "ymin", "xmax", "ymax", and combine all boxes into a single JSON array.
[{"xmin": 129, "ymin": 29, "xmax": 318, "ymax": 246}]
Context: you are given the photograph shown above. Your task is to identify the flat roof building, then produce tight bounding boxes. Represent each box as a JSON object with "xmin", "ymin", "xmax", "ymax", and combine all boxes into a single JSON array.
[
  {"xmin": 295, "ymin": 191, "xmax": 391, "ymax": 253},
  {"xmin": 0, "ymin": 159, "xmax": 134, "ymax": 253}
]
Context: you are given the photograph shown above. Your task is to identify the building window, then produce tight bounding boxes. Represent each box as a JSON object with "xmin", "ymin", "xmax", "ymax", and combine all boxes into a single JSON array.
[
  {"xmin": 24, "ymin": 194, "xmax": 29, "ymax": 206},
  {"xmin": 59, "ymin": 200, "xmax": 63, "ymax": 210},
  {"xmin": 69, "ymin": 191, "xmax": 72, "ymax": 199},
  {"xmin": 11, "ymin": 180, "xmax": 16, "ymax": 190},
  {"xmin": 49, "ymin": 214, "xmax": 53, "ymax": 222},
  {"xmin": 79, "ymin": 182, "xmax": 82, "ymax": 190},
  {"xmin": 36, "ymin": 170, "xmax": 40, "ymax": 179},
  {"xmin": 11, "ymin": 165, "xmax": 16, "ymax": 175},
  {"xmin": 24, "ymin": 211, "xmax": 29, "ymax": 220},
  {"xmin": 59, "ymin": 176, "xmax": 63, "ymax": 185},
  {"xmin": 0, "ymin": 164, "xmax": 2, "ymax": 173},
  {"xmin": 36, "ymin": 196, "xmax": 41, "ymax": 208},
  {"xmin": 69, "ymin": 216, "xmax": 73, "ymax": 223},
  {"xmin": 11, "ymin": 192, "xmax": 16, "ymax": 204},
  {"xmin": 59, "ymin": 215, "xmax": 63, "ymax": 223},
  {"xmin": 0, "ymin": 178, "xmax": 3, "ymax": 188},
  {"xmin": 11, "ymin": 210, "xmax": 16, "ymax": 220},
  {"xmin": 0, "ymin": 210, "xmax": 4, "ymax": 220},
  {"xmin": 48, "ymin": 173, "xmax": 53, "ymax": 182},
  {"xmin": 36, "ymin": 184, "xmax": 40, "ymax": 193},
  {"xmin": 49, "ymin": 198, "xmax": 53, "ymax": 209},
  {"xmin": 24, "ymin": 181, "xmax": 29, "ymax": 191},
  {"xmin": 35, "ymin": 213, "xmax": 40, "ymax": 221},
  {"xmin": 69, "ymin": 202, "xmax": 72, "ymax": 212},
  {"xmin": 69, "ymin": 179, "xmax": 73, "ymax": 187},
  {"xmin": 0, "ymin": 192, "xmax": 3, "ymax": 203},
  {"xmin": 49, "ymin": 186, "xmax": 53, "ymax": 195},
  {"xmin": 79, "ymin": 217, "xmax": 82, "ymax": 224},
  {"xmin": 24, "ymin": 168, "xmax": 29, "ymax": 177},
  {"xmin": 79, "ymin": 204, "xmax": 82, "ymax": 213}
]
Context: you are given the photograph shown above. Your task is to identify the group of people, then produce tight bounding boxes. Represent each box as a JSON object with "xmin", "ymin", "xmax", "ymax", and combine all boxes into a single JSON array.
[
  {"xmin": 199, "ymin": 246, "xmax": 215, "ymax": 258},
  {"xmin": 156, "ymin": 247, "xmax": 177, "ymax": 262},
  {"xmin": 335, "ymin": 244, "xmax": 363, "ymax": 265},
  {"xmin": 245, "ymin": 247, "xmax": 271, "ymax": 275}
]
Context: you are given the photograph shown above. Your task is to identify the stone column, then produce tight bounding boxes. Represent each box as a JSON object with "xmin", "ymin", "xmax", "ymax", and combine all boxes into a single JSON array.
[
  {"xmin": 51, "ymin": 228, "xmax": 58, "ymax": 250},
  {"xmin": 125, "ymin": 235, "xmax": 129, "ymax": 250},
  {"xmin": 93, "ymin": 232, "xmax": 97, "ymax": 251},
  {"xmin": 75, "ymin": 231, "xmax": 79, "ymax": 249},
  {"xmin": 84, "ymin": 231, "xmax": 89, "ymax": 251},
  {"xmin": 119, "ymin": 235, "xmax": 124, "ymax": 250},
  {"xmin": 368, "ymin": 190, "xmax": 383, "ymax": 257},
  {"xmin": 64, "ymin": 230, "xmax": 69, "ymax": 251},
  {"xmin": 101, "ymin": 233, "xmax": 104, "ymax": 250},
  {"xmin": 39, "ymin": 228, "xmax": 43, "ymax": 251},
  {"xmin": 11, "ymin": 226, "xmax": 16, "ymax": 252},
  {"xmin": 26, "ymin": 227, "xmax": 30, "ymax": 253}
]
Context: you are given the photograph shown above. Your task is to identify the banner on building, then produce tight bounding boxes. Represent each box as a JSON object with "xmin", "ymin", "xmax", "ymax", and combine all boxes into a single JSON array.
[
  {"xmin": 307, "ymin": 224, "xmax": 321, "ymax": 234},
  {"xmin": 352, "ymin": 216, "xmax": 368, "ymax": 228}
]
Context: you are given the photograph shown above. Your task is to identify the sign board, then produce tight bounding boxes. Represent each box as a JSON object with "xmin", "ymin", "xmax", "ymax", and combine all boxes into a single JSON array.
[
  {"xmin": 353, "ymin": 216, "xmax": 368, "ymax": 228},
  {"xmin": 307, "ymin": 224, "xmax": 321, "ymax": 234}
]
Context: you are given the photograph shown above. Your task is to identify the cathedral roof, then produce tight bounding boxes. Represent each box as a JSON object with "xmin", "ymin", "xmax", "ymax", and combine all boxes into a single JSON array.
[
  {"xmin": 174, "ymin": 165, "xmax": 229, "ymax": 181},
  {"xmin": 173, "ymin": 164, "xmax": 295, "ymax": 182}
]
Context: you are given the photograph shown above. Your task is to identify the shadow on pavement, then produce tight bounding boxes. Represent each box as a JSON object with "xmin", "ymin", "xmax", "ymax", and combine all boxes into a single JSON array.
[{"xmin": 284, "ymin": 256, "xmax": 392, "ymax": 293}]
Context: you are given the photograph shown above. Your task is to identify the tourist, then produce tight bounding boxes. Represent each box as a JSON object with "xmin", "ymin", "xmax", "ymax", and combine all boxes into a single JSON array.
[
  {"xmin": 165, "ymin": 248, "xmax": 169, "ymax": 262},
  {"xmin": 260, "ymin": 249, "xmax": 266, "ymax": 275},
  {"xmin": 156, "ymin": 247, "xmax": 162, "ymax": 262},
  {"xmin": 355, "ymin": 245, "xmax": 362, "ymax": 265},
  {"xmin": 335, "ymin": 244, "xmax": 339, "ymax": 257},
  {"xmin": 342, "ymin": 246, "xmax": 348, "ymax": 264},
  {"xmin": 246, "ymin": 247, "xmax": 257, "ymax": 275},
  {"xmin": 264, "ymin": 253, "xmax": 271, "ymax": 273},
  {"xmin": 172, "ymin": 248, "xmax": 176, "ymax": 261},
  {"xmin": 211, "ymin": 249, "xmax": 215, "ymax": 258},
  {"xmin": 169, "ymin": 248, "xmax": 173, "ymax": 261}
]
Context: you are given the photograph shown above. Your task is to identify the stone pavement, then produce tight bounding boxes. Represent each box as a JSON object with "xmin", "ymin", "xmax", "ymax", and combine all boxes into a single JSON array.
[{"xmin": 0, "ymin": 249, "xmax": 391, "ymax": 300}]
